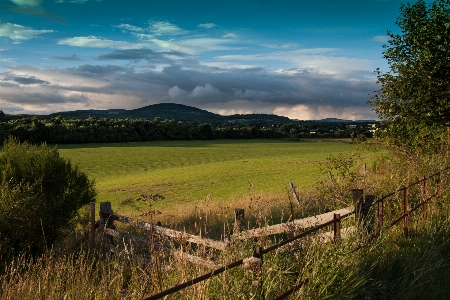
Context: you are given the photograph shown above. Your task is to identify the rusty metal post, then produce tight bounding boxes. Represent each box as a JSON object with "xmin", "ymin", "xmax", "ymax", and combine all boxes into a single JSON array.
[
  {"xmin": 377, "ymin": 199, "xmax": 383, "ymax": 234},
  {"xmin": 333, "ymin": 213, "xmax": 341, "ymax": 241},
  {"xmin": 89, "ymin": 202, "xmax": 95, "ymax": 251},
  {"xmin": 403, "ymin": 186, "xmax": 409, "ymax": 237},
  {"xmin": 234, "ymin": 209, "xmax": 245, "ymax": 233},
  {"xmin": 352, "ymin": 189, "xmax": 364, "ymax": 228}
]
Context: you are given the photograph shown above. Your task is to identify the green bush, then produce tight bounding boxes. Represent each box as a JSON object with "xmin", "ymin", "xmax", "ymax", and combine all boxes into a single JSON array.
[{"xmin": 0, "ymin": 137, "xmax": 96, "ymax": 255}]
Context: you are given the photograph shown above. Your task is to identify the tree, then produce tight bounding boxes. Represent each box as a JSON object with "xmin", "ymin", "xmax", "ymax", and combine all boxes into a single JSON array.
[
  {"xmin": 370, "ymin": 0, "xmax": 450, "ymax": 153},
  {"xmin": 0, "ymin": 137, "xmax": 96, "ymax": 255}
]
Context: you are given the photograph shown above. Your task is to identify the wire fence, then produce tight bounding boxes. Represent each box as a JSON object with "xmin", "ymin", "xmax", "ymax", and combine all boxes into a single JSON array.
[{"xmin": 93, "ymin": 166, "xmax": 449, "ymax": 300}]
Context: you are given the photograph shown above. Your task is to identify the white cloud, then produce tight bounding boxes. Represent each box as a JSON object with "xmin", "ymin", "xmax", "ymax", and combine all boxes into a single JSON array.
[
  {"xmin": 116, "ymin": 23, "xmax": 145, "ymax": 32},
  {"xmin": 263, "ymin": 43, "xmax": 297, "ymax": 49},
  {"xmin": 148, "ymin": 21, "xmax": 188, "ymax": 36},
  {"xmin": 151, "ymin": 37, "xmax": 239, "ymax": 55},
  {"xmin": 216, "ymin": 48, "xmax": 374, "ymax": 74},
  {"xmin": 151, "ymin": 38, "xmax": 199, "ymax": 54},
  {"xmin": 372, "ymin": 35, "xmax": 389, "ymax": 43},
  {"xmin": 223, "ymin": 33, "xmax": 238, "ymax": 39},
  {"xmin": 166, "ymin": 84, "xmax": 223, "ymax": 100},
  {"xmin": 217, "ymin": 108, "xmax": 253, "ymax": 115},
  {"xmin": 198, "ymin": 23, "xmax": 217, "ymax": 29},
  {"xmin": 273, "ymin": 104, "xmax": 375, "ymax": 120},
  {"xmin": 10, "ymin": 0, "xmax": 41, "ymax": 7},
  {"xmin": 191, "ymin": 84, "xmax": 222, "ymax": 98},
  {"xmin": 57, "ymin": 36, "xmax": 147, "ymax": 49},
  {"xmin": 167, "ymin": 86, "xmax": 187, "ymax": 99},
  {"xmin": 0, "ymin": 23, "xmax": 53, "ymax": 41}
]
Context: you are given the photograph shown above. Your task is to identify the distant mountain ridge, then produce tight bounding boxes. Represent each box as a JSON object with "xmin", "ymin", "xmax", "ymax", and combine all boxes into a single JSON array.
[{"xmin": 50, "ymin": 103, "xmax": 292, "ymax": 124}]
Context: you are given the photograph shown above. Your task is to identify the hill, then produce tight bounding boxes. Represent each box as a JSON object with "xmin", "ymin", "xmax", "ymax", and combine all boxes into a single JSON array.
[{"xmin": 49, "ymin": 103, "xmax": 291, "ymax": 124}]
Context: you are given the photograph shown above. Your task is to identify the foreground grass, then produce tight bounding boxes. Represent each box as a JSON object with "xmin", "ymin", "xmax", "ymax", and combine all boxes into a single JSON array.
[
  {"xmin": 2, "ymin": 195, "xmax": 450, "ymax": 300},
  {"xmin": 57, "ymin": 139, "xmax": 379, "ymax": 216},
  {"xmin": 2, "ymin": 144, "xmax": 450, "ymax": 299}
]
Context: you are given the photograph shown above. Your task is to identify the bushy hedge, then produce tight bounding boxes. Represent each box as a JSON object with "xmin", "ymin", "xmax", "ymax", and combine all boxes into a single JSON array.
[{"xmin": 0, "ymin": 137, "xmax": 96, "ymax": 255}]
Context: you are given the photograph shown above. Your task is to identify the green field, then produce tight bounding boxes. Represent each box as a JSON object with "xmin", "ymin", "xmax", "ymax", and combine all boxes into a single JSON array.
[{"xmin": 58, "ymin": 139, "xmax": 376, "ymax": 214}]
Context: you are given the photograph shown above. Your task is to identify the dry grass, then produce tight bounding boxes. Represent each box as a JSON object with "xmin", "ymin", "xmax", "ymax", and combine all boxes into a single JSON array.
[{"xmin": 2, "ymin": 148, "xmax": 450, "ymax": 299}]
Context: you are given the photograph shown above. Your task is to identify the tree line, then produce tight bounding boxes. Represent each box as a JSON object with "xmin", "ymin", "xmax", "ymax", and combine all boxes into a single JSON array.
[{"xmin": 0, "ymin": 113, "xmax": 373, "ymax": 144}]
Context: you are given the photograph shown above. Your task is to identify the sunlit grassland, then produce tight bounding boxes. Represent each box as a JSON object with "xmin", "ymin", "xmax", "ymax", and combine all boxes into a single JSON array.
[{"xmin": 57, "ymin": 139, "xmax": 382, "ymax": 216}]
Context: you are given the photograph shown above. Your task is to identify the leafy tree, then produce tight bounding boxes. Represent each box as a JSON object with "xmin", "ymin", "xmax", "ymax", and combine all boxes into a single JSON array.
[
  {"xmin": 0, "ymin": 137, "xmax": 96, "ymax": 254},
  {"xmin": 370, "ymin": 0, "xmax": 450, "ymax": 153}
]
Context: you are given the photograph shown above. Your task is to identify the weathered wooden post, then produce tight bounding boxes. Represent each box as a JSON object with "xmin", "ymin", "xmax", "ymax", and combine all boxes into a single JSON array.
[
  {"xmin": 289, "ymin": 182, "xmax": 300, "ymax": 206},
  {"xmin": 89, "ymin": 202, "xmax": 95, "ymax": 251},
  {"xmin": 99, "ymin": 202, "xmax": 115, "ymax": 248},
  {"xmin": 234, "ymin": 209, "xmax": 245, "ymax": 233},
  {"xmin": 377, "ymin": 198, "xmax": 384, "ymax": 234},
  {"xmin": 403, "ymin": 186, "xmax": 409, "ymax": 237},
  {"xmin": 351, "ymin": 189, "xmax": 364, "ymax": 228},
  {"xmin": 253, "ymin": 246, "xmax": 264, "ymax": 299},
  {"xmin": 363, "ymin": 195, "xmax": 375, "ymax": 234},
  {"xmin": 422, "ymin": 177, "xmax": 428, "ymax": 220},
  {"xmin": 333, "ymin": 213, "xmax": 341, "ymax": 241}
]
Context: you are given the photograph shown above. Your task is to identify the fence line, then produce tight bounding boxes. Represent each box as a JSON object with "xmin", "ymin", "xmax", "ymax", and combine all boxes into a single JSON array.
[{"xmin": 93, "ymin": 167, "xmax": 449, "ymax": 300}]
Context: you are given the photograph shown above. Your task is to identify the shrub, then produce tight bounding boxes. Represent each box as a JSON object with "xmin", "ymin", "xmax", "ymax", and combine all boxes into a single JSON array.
[{"xmin": 0, "ymin": 137, "xmax": 96, "ymax": 255}]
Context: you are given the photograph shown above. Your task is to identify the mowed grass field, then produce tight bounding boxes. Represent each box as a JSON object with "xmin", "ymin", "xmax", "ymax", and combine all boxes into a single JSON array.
[{"xmin": 57, "ymin": 139, "xmax": 377, "ymax": 216}]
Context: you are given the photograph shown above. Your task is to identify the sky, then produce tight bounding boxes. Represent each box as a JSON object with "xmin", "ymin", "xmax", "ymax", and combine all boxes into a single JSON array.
[{"xmin": 0, "ymin": 0, "xmax": 414, "ymax": 120}]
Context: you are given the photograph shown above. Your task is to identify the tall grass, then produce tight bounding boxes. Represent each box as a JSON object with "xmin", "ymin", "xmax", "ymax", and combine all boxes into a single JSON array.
[{"xmin": 2, "ymin": 144, "xmax": 450, "ymax": 299}]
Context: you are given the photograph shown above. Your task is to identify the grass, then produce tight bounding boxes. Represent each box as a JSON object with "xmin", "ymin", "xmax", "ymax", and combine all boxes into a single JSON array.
[
  {"xmin": 3, "ymin": 140, "xmax": 450, "ymax": 299},
  {"xmin": 57, "ymin": 139, "xmax": 380, "ymax": 216}
]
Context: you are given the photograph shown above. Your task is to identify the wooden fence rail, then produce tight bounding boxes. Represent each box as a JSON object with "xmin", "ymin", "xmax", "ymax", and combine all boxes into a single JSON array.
[{"xmin": 90, "ymin": 167, "xmax": 450, "ymax": 300}]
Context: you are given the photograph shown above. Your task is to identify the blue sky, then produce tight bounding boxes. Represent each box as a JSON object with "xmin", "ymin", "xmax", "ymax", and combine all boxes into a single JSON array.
[{"xmin": 0, "ymin": 0, "xmax": 411, "ymax": 119}]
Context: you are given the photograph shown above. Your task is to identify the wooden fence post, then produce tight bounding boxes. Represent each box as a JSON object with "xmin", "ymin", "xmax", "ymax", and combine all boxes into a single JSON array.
[
  {"xmin": 422, "ymin": 177, "xmax": 428, "ymax": 220},
  {"xmin": 253, "ymin": 246, "xmax": 264, "ymax": 299},
  {"xmin": 363, "ymin": 195, "xmax": 375, "ymax": 234},
  {"xmin": 89, "ymin": 202, "xmax": 95, "ymax": 251},
  {"xmin": 333, "ymin": 213, "xmax": 341, "ymax": 241},
  {"xmin": 234, "ymin": 209, "xmax": 245, "ymax": 233},
  {"xmin": 403, "ymin": 186, "xmax": 409, "ymax": 237},
  {"xmin": 99, "ymin": 202, "xmax": 115, "ymax": 247},
  {"xmin": 377, "ymin": 199, "xmax": 383, "ymax": 234},
  {"xmin": 289, "ymin": 182, "xmax": 300, "ymax": 206},
  {"xmin": 352, "ymin": 189, "xmax": 364, "ymax": 227}
]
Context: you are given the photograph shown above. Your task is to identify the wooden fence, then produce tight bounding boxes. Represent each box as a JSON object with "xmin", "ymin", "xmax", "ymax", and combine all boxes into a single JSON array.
[{"xmin": 88, "ymin": 167, "xmax": 449, "ymax": 300}]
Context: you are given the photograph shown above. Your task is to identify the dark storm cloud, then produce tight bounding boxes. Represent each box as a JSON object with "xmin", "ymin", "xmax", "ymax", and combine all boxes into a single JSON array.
[
  {"xmin": 72, "ymin": 62, "xmax": 377, "ymax": 112},
  {"xmin": 53, "ymin": 54, "xmax": 83, "ymax": 61},
  {"xmin": 70, "ymin": 64, "xmax": 127, "ymax": 78},
  {"xmin": 0, "ymin": 59, "xmax": 378, "ymax": 119},
  {"xmin": 133, "ymin": 64, "xmax": 376, "ymax": 108},
  {"xmin": 97, "ymin": 49, "xmax": 188, "ymax": 62},
  {"xmin": 4, "ymin": 76, "xmax": 50, "ymax": 85},
  {"xmin": 0, "ymin": 83, "xmax": 89, "ymax": 105}
]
